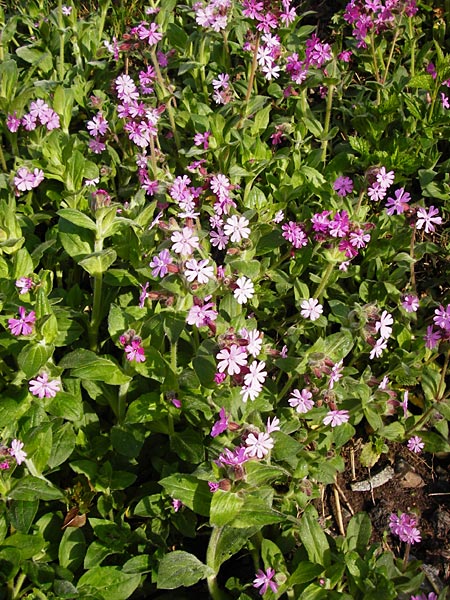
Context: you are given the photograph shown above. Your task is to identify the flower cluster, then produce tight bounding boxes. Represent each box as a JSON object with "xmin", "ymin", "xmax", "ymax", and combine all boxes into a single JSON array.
[
  {"xmin": 389, "ymin": 512, "xmax": 421, "ymax": 544},
  {"xmin": 194, "ymin": 0, "xmax": 232, "ymax": 32},
  {"xmin": 13, "ymin": 167, "xmax": 45, "ymax": 195},
  {"xmin": 7, "ymin": 98, "xmax": 60, "ymax": 133},
  {"xmin": 343, "ymin": 0, "xmax": 418, "ymax": 48},
  {"xmin": 0, "ymin": 439, "xmax": 27, "ymax": 469},
  {"xmin": 119, "ymin": 330, "xmax": 146, "ymax": 363},
  {"xmin": 424, "ymin": 303, "xmax": 450, "ymax": 349}
]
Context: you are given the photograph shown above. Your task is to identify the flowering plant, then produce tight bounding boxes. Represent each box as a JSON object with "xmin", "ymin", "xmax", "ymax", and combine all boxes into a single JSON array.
[{"xmin": 0, "ymin": 0, "xmax": 449, "ymax": 598}]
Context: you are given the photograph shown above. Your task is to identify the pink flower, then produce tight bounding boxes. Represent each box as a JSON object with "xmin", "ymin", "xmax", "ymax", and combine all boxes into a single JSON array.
[
  {"xmin": 216, "ymin": 345, "xmax": 247, "ymax": 376},
  {"xmin": 211, "ymin": 408, "xmax": 229, "ymax": 437},
  {"xmin": 172, "ymin": 499, "xmax": 182, "ymax": 512},
  {"xmin": 125, "ymin": 340, "xmax": 146, "ymax": 362},
  {"xmin": 407, "ymin": 436, "xmax": 424, "ymax": 454},
  {"xmin": 233, "ymin": 276, "xmax": 254, "ymax": 304},
  {"xmin": 184, "ymin": 258, "xmax": 215, "ymax": 284},
  {"xmin": 266, "ymin": 416, "xmax": 280, "ymax": 433},
  {"xmin": 29, "ymin": 372, "xmax": 61, "ymax": 399},
  {"xmin": 223, "ymin": 215, "xmax": 250, "ymax": 243},
  {"xmin": 245, "ymin": 431, "xmax": 274, "ymax": 459},
  {"xmin": 8, "ymin": 307, "xmax": 36, "ymax": 336},
  {"xmin": 9, "ymin": 439, "xmax": 27, "ymax": 465},
  {"xmin": 288, "ymin": 388, "xmax": 314, "ymax": 413},
  {"xmin": 322, "ymin": 409, "xmax": 350, "ymax": 427},
  {"xmin": 416, "ymin": 206, "xmax": 442, "ymax": 233},
  {"xmin": 389, "ymin": 512, "xmax": 421, "ymax": 544},
  {"xmin": 333, "ymin": 176, "xmax": 354, "ymax": 197},
  {"xmin": 402, "ymin": 294, "xmax": 419, "ymax": 313},
  {"xmin": 171, "ymin": 227, "xmax": 200, "ymax": 255},
  {"xmin": 253, "ymin": 568, "xmax": 278, "ymax": 595},
  {"xmin": 16, "ymin": 277, "xmax": 34, "ymax": 295}
]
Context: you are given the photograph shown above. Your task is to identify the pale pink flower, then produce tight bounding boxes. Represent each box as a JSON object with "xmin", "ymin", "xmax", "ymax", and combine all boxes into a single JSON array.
[
  {"xmin": 245, "ymin": 431, "xmax": 274, "ymax": 458},
  {"xmin": 407, "ymin": 436, "xmax": 424, "ymax": 454},
  {"xmin": 322, "ymin": 409, "xmax": 350, "ymax": 427},
  {"xmin": 288, "ymin": 388, "xmax": 314, "ymax": 413},
  {"xmin": 233, "ymin": 277, "xmax": 254, "ymax": 304},
  {"xmin": 29, "ymin": 372, "xmax": 61, "ymax": 399},
  {"xmin": 9, "ymin": 439, "xmax": 27, "ymax": 465},
  {"xmin": 216, "ymin": 344, "xmax": 247, "ymax": 375},
  {"xmin": 170, "ymin": 227, "xmax": 200, "ymax": 255},
  {"xmin": 300, "ymin": 298, "xmax": 323, "ymax": 321},
  {"xmin": 223, "ymin": 215, "xmax": 250, "ymax": 243}
]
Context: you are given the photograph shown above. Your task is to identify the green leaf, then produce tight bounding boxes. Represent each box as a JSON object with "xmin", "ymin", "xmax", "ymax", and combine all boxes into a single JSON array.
[
  {"xmin": 17, "ymin": 342, "xmax": 54, "ymax": 378},
  {"xmin": 78, "ymin": 249, "xmax": 117, "ymax": 277},
  {"xmin": 298, "ymin": 505, "xmax": 330, "ymax": 566},
  {"xmin": 57, "ymin": 209, "xmax": 97, "ymax": 231},
  {"xmin": 289, "ymin": 561, "xmax": 323, "ymax": 586},
  {"xmin": 345, "ymin": 513, "xmax": 372, "ymax": 553},
  {"xmin": 0, "ymin": 59, "xmax": 19, "ymax": 102},
  {"xmin": 59, "ymin": 528, "xmax": 86, "ymax": 572},
  {"xmin": 46, "ymin": 392, "xmax": 83, "ymax": 422},
  {"xmin": 157, "ymin": 551, "xmax": 214, "ymax": 589},
  {"xmin": 64, "ymin": 150, "xmax": 86, "ymax": 192},
  {"xmin": 84, "ymin": 541, "xmax": 115, "ymax": 569},
  {"xmin": 159, "ymin": 474, "xmax": 211, "ymax": 517},
  {"xmin": 230, "ymin": 496, "xmax": 284, "ymax": 528},
  {"xmin": 170, "ymin": 428, "xmax": 205, "ymax": 463},
  {"xmin": 244, "ymin": 462, "xmax": 288, "ymax": 487},
  {"xmin": 59, "ymin": 218, "xmax": 94, "ymax": 260},
  {"xmin": 48, "ymin": 423, "xmax": 76, "ymax": 469},
  {"xmin": 16, "ymin": 46, "xmax": 53, "ymax": 72},
  {"xmin": 59, "ymin": 349, "xmax": 131, "ymax": 385},
  {"xmin": 209, "ymin": 525, "xmax": 258, "ymax": 572},
  {"xmin": 3, "ymin": 532, "xmax": 46, "ymax": 560},
  {"xmin": 210, "ymin": 491, "xmax": 244, "ymax": 527},
  {"xmin": 8, "ymin": 500, "xmax": 39, "ymax": 534},
  {"xmin": 9, "ymin": 476, "xmax": 64, "ymax": 501},
  {"xmin": 77, "ymin": 567, "xmax": 141, "ymax": 599}
]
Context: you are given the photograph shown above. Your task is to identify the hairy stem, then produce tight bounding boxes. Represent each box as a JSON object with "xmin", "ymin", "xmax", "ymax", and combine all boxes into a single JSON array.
[
  {"xmin": 151, "ymin": 49, "xmax": 180, "ymax": 150},
  {"xmin": 57, "ymin": 0, "xmax": 65, "ymax": 81},
  {"xmin": 89, "ymin": 237, "xmax": 104, "ymax": 352},
  {"xmin": 206, "ymin": 527, "xmax": 231, "ymax": 600},
  {"xmin": 321, "ymin": 83, "xmax": 335, "ymax": 162},
  {"xmin": 244, "ymin": 32, "xmax": 260, "ymax": 104}
]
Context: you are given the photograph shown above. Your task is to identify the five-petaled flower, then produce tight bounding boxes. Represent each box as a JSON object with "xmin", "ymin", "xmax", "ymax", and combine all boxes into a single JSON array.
[
  {"xmin": 300, "ymin": 298, "xmax": 323, "ymax": 321},
  {"xmin": 29, "ymin": 373, "xmax": 61, "ymax": 399},
  {"xmin": 323, "ymin": 409, "xmax": 350, "ymax": 427},
  {"xmin": 9, "ymin": 439, "xmax": 27, "ymax": 465},
  {"xmin": 253, "ymin": 568, "xmax": 278, "ymax": 595},
  {"xmin": 8, "ymin": 307, "xmax": 36, "ymax": 336},
  {"xmin": 245, "ymin": 431, "xmax": 274, "ymax": 459}
]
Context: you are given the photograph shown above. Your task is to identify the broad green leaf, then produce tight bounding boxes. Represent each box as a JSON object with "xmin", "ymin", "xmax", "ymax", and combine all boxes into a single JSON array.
[
  {"xmin": 17, "ymin": 342, "xmax": 54, "ymax": 378},
  {"xmin": 59, "ymin": 218, "xmax": 94, "ymax": 260},
  {"xmin": 46, "ymin": 393, "xmax": 83, "ymax": 422},
  {"xmin": 289, "ymin": 561, "xmax": 323, "ymax": 586},
  {"xmin": 157, "ymin": 551, "xmax": 214, "ymax": 589},
  {"xmin": 0, "ymin": 59, "xmax": 19, "ymax": 102},
  {"xmin": 245, "ymin": 462, "xmax": 289, "ymax": 487},
  {"xmin": 59, "ymin": 349, "xmax": 131, "ymax": 385},
  {"xmin": 230, "ymin": 496, "xmax": 284, "ymax": 528},
  {"xmin": 16, "ymin": 46, "xmax": 53, "ymax": 72},
  {"xmin": 8, "ymin": 500, "xmax": 39, "ymax": 534},
  {"xmin": 159, "ymin": 474, "xmax": 211, "ymax": 517},
  {"xmin": 345, "ymin": 513, "xmax": 372, "ymax": 553},
  {"xmin": 0, "ymin": 547, "xmax": 21, "ymax": 580},
  {"xmin": 48, "ymin": 423, "xmax": 76, "ymax": 469},
  {"xmin": 77, "ymin": 566, "xmax": 141, "ymax": 599},
  {"xmin": 64, "ymin": 150, "xmax": 86, "ymax": 192},
  {"xmin": 298, "ymin": 505, "xmax": 330, "ymax": 566},
  {"xmin": 209, "ymin": 525, "xmax": 259, "ymax": 572},
  {"xmin": 12, "ymin": 248, "xmax": 33, "ymax": 279},
  {"xmin": 170, "ymin": 428, "xmax": 205, "ymax": 463},
  {"xmin": 122, "ymin": 555, "xmax": 153, "ymax": 574},
  {"xmin": 2, "ymin": 532, "xmax": 46, "ymax": 560},
  {"xmin": 210, "ymin": 491, "xmax": 244, "ymax": 527},
  {"xmin": 84, "ymin": 541, "xmax": 115, "ymax": 569},
  {"xmin": 78, "ymin": 249, "xmax": 117, "ymax": 277},
  {"xmin": 59, "ymin": 528, "xmax": 86, "ymax": 572},
  {"xmin": 9, "ymin": 476, "xmax": 64, "ymax": 501},
  {"xmin": 57, "ymin": 209, "xmax": 97, "ymax": 231}
]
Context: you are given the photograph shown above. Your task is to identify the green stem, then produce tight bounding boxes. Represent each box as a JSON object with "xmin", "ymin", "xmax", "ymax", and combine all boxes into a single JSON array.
[
  {"xmin": 170, "ymin": 340, "xmax": 178, "ymax": 373},
  {"xmin": 314, "ymin": 254, "xmax": 338, "ymax": 300},
  {"xmin": 149, "ymin": 135, "xmax": 158, "ymax": 179},
  {"xmin": 150, "ymin": 49, "xmax": 180, "ymax": 150},
  {"xmin": 0, "ymin": 139, "xmax": 7, "ymax": 171},
  {"xmin": 402, "ymin": 542, "xmax": 411, "ymax": 571},
  {"xmin": 198, "ymin": 37, "xmax": 209, "ymax": 98},
  {"xmin": 321, "ymin": 83, "xmax": 335, "ymax": 163},
  {"xmin": 11, "ymin": 573, "xmax": 26, "ymax": 600},
  {"xmin": 89, "ymin": 237, "xmax": 104, "ymax": 352},
  {"xmin": 437, "ymin": 349, "xmax": 450, "ymax": 400},
  {"xmin": 117, "ymin": 380, "xmax": 130, "ymax": 424},
  {"xmin": 206, "ymin": 527, "xmax": 231, "ymax": 600},
  {"xmin": 244, "ymin": 32, "xmax": 260, "ymax": 104},
  {"xmin": 57, "ymin": 0, "xmax": 65, "ymax": 81},
  {"xmin": 408, "ymin": 17, "xmax": 415, "ymax": 78},
  {"xmin": 382, "ymin": 27, "xmax": 400, "ymax": 84},
  {"xmin": 409, "ymin": 224, "xmax": 416, "ymax": 291}
]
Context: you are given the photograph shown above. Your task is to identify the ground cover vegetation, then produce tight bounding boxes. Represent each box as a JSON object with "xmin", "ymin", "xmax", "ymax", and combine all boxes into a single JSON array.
[{"xmin": 0, "ymin": 0, "xmax": 449, "ymax": 598}]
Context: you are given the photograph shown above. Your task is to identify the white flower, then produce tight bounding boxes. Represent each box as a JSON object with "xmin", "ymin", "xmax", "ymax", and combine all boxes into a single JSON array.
[
  {"xmin": 171, "ymin": 227, "xmax": 200, "ymax": 255},
  {"xmin": 288, "ymin": 388, "xmax": 314, "ymax": 413},
  {"xmin": 300, "ymin": 298, "xmax": 323, "ymax": 321},
  {"xmin": 240, "ymin": 328, "xmax": 263, "ymax": 357},
  {"xmin": 184, "ymin": 258, "xmax": 215, "ymax": 284},
  {"xmin": 375, "ymin": 310, "xmax": 393, "ymax": 339},
  {"xmin": 234, "ymin": 277, "xmax": 254, "ymax": 304},
  {"xmin": 369, "ymin": 337, "xmax": 387, "ymax": 360},
  {"xmin": 223, "ymin": 215, "xmax": 250, "ymax": 243},
  {"xmin": 244, "ymin": 361, "xmax": 267, "ymax": 388},
  {"xmin": 240, "ymin": 381, "xmax": 263, "ymax": 403},
  {"xmin": 245, "ymin": 432, "xmax": 274, "ymax": 458},
  {"xmin": 216, "ymin": 344, "xmax": 247, "ymax": 375}
]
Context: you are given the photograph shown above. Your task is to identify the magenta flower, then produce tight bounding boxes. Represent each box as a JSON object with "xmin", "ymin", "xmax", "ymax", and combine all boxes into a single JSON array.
[
  {"xmin": 333, "ymin": 176, "xmax": 354, "ymax": 197},
  {"xmin": 411, "ymin": 593, "xmax": 437, "ymax": 600},
  {"xmin": 125, "ymin": 340, "xmax": 146, "ymax": 362},
  {"xmin": 433, "ymin": 304, "xmax": 450, "ymax": 330},
  {"xmin": 389, "ymin": 512, "xmax": 421, "ymax": 544},
  {"xmin": 149, "ymin": 249, "xmax": 173, "ymax": 278},
  {"xmin": 211, "ymin": 408, "xmax": 229, "ymax": 438},
  {"xmin": 253, "ymin": 568, "xmax": 278, "ymax": 595},
  {"xmin": 401, "ymin": 294, "xmax": 419, "ymax": 313},
  {"xmin": 16, "ymin": 277, "xmax": 34, "ymax": 295},
  {"xmin": 29, "ymin": 373, "xmax": 61, "ymax": 399},
  {"xmin": 9, "ymin": 439, "xmax": 27, "ymax": 465},
  {"xmin": 217, "ymin": 446, "xmax": 248, "ymax": 467},
  {"xmin": 385, "ymin": 188, "xmax": 411, "ymax": 215},
  {"xmin": 8, "ymin": 307, "xmax": 36, "ymax": 336},
  {"xmin": 407, "ymin": 436, "xmax": 424, "ymax": 454},
  {"xmin": 172, "ymin": 499, "xmax": 182, "ymax": 512},
  {"xmin": 323, "ymin": 409, "xmax": 350, "ymax": 427},
  {"xmin": 282, "ymin": 221, "xmax": 308, "ymax": 248},
  {"xmin": 424, "ymin": 325, "xmax": 441, "ymax": 349}
]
